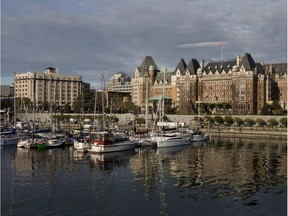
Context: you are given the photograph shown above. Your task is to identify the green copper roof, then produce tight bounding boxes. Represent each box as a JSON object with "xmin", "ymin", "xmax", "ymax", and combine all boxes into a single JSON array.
[{"xmin": 149, "ymin": 94, "xmax": 172, "ymax": 101}]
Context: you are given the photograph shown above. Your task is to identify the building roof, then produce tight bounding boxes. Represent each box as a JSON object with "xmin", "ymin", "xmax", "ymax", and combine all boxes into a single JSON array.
[
  {"xmin": 137, "ymin": 56, "xmax": 159, "ymax": 76},
  {"xmin": 204, "ymin": 59, "xmax": 236, "ymax": 73},
  {"xmin": 263, "ymin": 63, "xmax": 287, "ymax": 76},
  {"xmin": 203, "ymin": 53, "xmax": 264, "ymax": 74},
  {"xmin": 186, "ymin": 58, "xmax": 200, "ymax": 75},
  {"xmin": 174, "ymin": 58, "xmax": 187, "ymax": 75},
  {"xmin": 240, "ymin": 53, "xmax": 256, "ymax": 70}
]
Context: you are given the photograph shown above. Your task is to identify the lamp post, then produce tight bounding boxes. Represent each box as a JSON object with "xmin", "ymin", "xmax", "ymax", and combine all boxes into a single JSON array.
[{"xmin": 145, "ymin": 73, "xmax": 149, "ymax": 130}]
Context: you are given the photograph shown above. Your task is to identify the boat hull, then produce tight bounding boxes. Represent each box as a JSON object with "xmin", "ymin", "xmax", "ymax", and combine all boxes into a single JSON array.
[
  {"xmin": 37, "ymin": 138, "xmax": 65, "ymax": 149},
  {"xmin": 88, "ymin": 140, "xmax": 137, "ymax": 153},
  {"xmin": 189, "ymin": 135, "xmax": 210, "ymax": 142},
  {"xmin": 157, "ymin": 137, "xmax": 190, "ymax": 148},
  {"xmin": 74, "ymin": 140, "xmax": 90, "ymax": 151}
]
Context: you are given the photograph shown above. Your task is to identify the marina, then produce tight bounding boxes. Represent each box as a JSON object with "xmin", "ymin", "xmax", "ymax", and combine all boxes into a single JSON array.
[{"xmin": 1, "ymin": 137, "xmax": 286, "ymax": 215}]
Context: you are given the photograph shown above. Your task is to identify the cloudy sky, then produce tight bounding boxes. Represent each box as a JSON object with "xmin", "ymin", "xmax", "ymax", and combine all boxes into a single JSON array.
[{"xmin": 2, "ymin": 0, "xmax": 287, "ymax": 88}]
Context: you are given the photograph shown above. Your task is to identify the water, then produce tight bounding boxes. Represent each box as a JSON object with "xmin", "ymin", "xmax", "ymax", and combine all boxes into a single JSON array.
[{"xmin": 1, "ymin": 138, "xmax": 287, "ymax": 216}]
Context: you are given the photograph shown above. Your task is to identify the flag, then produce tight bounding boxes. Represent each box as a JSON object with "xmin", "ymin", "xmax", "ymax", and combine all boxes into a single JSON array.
[{"xmin": 218, "ymin": 41, "xmax": 223, "ymax": 47}]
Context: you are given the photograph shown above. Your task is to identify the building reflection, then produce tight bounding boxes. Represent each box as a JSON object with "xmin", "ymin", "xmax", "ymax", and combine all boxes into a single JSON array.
[
  {"xmin": 12, "ymin": 138, "xmax": 287, "ymax": 206},
  {"xmin": 130, "ymin": 138, "xmax": 287, "ymax": 201}
]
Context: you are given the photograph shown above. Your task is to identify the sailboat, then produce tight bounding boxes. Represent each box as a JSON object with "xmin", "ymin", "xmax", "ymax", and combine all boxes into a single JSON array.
[
  {"xmin": 87, "ymin": 75, "xmax": 137, "ymax": 153},
  {"xmin": 35, "ymin": 74, "xmax": 66, "ymax": 149},
  {"xmin": 17, "ymin": 74, "xmax": 39, "ymax": 148},
  {"xmin": 187, "ymin": 94, "xmax": 210, "ymax": 143},
  {"xmin": 144, "ymin": 68, "xmax": 189, "ymax": 148}
]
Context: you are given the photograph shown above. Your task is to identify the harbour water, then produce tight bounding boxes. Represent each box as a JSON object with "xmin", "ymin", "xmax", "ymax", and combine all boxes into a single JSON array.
[{"xmin": 1, "ymin": 137, "xmax": 287, "ymax": 216}]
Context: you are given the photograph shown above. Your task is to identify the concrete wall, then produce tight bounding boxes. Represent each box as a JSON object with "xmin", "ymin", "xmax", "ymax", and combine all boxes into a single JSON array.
[{"xmin": 17, "ymin": 112, "xmax": 286, "ymax": 125}]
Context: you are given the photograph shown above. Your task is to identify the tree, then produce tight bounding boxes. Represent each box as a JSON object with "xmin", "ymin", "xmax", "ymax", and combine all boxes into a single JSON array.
[
  {"xmin": 256, "ymin": 118, "xmax": 267, "ymax": 127},
  {"xmin": 136, "ymin": 117, "xmax": 145, "ymax": 126},
  {"xmin": 261, "ymin": 104, "xmax": 273, "ymax": 115},
  {"xmin": 244, "ymin": 118, "xmax": 256, "ymax": 127},
  {"xmin": 267, "ymin": 118, "xmax": 279, "ymax": 127},
  {"xmin": 224, "ymin": 116, "xmax": 234, "ymax": 126},
  {"xmin": 280, "ymin": 118, "xmax": 287, "ymax": 127},
  {"xmin": 271, "ymin": 100, "xmax": 283, "ymax": 115},
  {"xmin": 214, "ymin": 115, "xmax": 224, "ymax": 125},
  {"xmin": 234, "ymin": 117, "xmax": 244, "ymax": 126},
  {"xmin": 63, "ymin": 104, "xmax": 72, "ymax": 113},
  {"xmin": 204, "ymin": 116, "xmax": 214, "ymax": 124}
]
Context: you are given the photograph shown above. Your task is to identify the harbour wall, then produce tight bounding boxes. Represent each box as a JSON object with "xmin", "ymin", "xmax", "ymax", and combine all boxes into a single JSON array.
[{"xmin": 16, "ymin": 113, "xmax": 287, "ymax": 140}]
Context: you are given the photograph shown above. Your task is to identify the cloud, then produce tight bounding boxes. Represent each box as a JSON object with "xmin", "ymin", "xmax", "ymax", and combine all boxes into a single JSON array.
[
  {"xmin": 1, "ymin": 0, "xmax": 287, "ymax": 88},
  {"xmin": 177, "ymin": 41, "xmax": 224, "ymax": 48}
]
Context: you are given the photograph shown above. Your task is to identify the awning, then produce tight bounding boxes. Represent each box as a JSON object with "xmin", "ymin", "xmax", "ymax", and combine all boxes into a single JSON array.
[{"xmin": 149, "ymin": 94, "xmax": 172, "ymax": 101}]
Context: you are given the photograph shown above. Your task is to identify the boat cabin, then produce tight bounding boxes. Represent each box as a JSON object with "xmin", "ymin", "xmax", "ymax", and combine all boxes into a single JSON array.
[{"xmin": 90, "ymin": 132, "xmax": 114, "ymax": 145}]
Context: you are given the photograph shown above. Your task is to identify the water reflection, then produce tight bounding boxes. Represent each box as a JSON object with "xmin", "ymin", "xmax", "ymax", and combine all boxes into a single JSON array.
[
  {"xmin": 3, "ymin": 138, "xmax": 287, "ymax": 215},
  {"xmin": 131, "ymin": 138, "xmax": 287, "ymax": 203},
  {"xmin": 89, "ymin": 149, "xmax": 136, "ymax": 170}
]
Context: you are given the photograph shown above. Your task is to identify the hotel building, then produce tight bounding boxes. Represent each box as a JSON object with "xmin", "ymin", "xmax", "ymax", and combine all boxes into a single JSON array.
[
  {"xmin": 14, "ymin": 67, "xmax": 83, "ymax": 108},
  {"xmin": 131, "ymin": 53, "xmax": 287, "ymax": 115}
]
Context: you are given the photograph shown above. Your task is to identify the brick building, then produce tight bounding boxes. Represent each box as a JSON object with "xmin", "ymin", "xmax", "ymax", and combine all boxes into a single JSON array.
[{"xmin": 131, "ymin": 54, "xmax": 287, "ymax": 115}]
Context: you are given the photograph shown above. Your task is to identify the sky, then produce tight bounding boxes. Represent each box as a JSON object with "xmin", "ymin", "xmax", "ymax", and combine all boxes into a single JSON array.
[{"xmin": 2, "ymin": 0, "xmax": 287, "ymax": 89}]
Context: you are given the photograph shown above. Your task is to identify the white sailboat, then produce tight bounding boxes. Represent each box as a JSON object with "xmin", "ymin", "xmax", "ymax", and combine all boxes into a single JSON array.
[
  {"xmin": 87, "ymin": 131, "xmax": 137, "ymax": 153},
  {"xmin": 148, "ymin": 68, "xmax": 189, "ymax": 148},
  {"xmin": 87, "ymin": 75, "xmax": 137, "ymax": 153}
]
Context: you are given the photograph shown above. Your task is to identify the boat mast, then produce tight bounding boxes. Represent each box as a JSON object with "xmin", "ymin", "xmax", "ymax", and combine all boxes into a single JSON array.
[
  {"xmin": 13, "ymin": 71, "xmax": 17, "ymax": 128},
  {"xmin": 101, "ymin": 74, "xmax": 105, "ymax": 131},
  {"xmin": 49, "ymin": 74, "xmax": 53, "ymax": 131},
  {"xmin": 92, "ymin": 87, "xmax": 97, "ymax": 131},
  {"xmin": 145, "ymin": 72, "xmax": 149, "ymax": 130},
  {"xmin": 32, "ymin": 73, "xmax": 36, "ymax": 142}
]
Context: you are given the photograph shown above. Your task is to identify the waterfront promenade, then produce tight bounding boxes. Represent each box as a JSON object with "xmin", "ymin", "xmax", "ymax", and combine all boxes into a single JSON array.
[{"xmin": 16, "ymin": 112, "xmax": 287, "ymax": 140}]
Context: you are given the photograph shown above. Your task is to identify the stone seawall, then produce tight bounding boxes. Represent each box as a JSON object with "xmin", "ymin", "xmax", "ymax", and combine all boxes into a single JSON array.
[{"xmin": 202, "ymin": 127, "xmax": 287, "ymax": 140}]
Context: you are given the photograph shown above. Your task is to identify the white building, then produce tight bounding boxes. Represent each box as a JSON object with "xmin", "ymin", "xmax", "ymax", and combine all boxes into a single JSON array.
[{"xmin": 14, "ymin": 67, "xmax": 83, "ymax": 108}]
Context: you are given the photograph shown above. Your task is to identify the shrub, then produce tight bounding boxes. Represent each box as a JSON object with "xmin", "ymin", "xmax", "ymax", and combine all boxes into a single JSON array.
[
  {"xmin": 234, "ymin": 117, "xmax": 244, "ymax": 126},
  {"xmin": 267, "ymin": 119, "xmax": 279, "ymax": 127},
  {"xmin": 280, "ymin": 118, "xmax": 287, "ymax": 127},
  {"xmin": 204, "ymin": 116, "xmax": 214, "ymax": 124},
  {"xmin": 256, "ymin": 118, "xmax": 267, "ymax": 127},
  {"xmin": 224, "ymin": 116, "xmax": 234, "ymax": 126},
  {"xmin": 214, "ymin": 115, "xmax": 224, "ymax": 125},
  {"xmin": 244, "ymin": 118, "xmax": 256, "ymax": 127}
]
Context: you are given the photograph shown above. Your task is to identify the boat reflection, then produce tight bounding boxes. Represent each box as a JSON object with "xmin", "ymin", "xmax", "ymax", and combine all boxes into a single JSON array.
[
  {"xmin": 135, "ymin": 146, "xmax": 153, "ymax": 155},
  {"xmin": 89, "ymin": 149, "xmax": 136, "ymax": 170},
  {"xmin": 192, "ymin": 139, "xmax": 211, "ymax": 148},
  {"xmin": 72, "ymin": 150, "xmax": 89, "ymax": 161},
  {"xmin": 156, "ymin": 144, "xmax": 190, "ymax": 156}
]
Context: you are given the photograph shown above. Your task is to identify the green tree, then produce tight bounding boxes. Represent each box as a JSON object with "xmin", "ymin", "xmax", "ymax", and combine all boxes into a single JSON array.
[
  {"xmin": 224, "ymin": 116, "xmax": 234, "ymax": 126},
  {"xmin": 63, "ymin": 104, "xmax": 72, "ymax": 113},
  {"xmin": 244, "ymin": 118, "xmax": 256, "ymax": 127},
  {"xmin": 234, "ymin": 117, "xmax": 244, "ymax": 126},
  {"xmin": 136, "ymin": 117, "xmax": 145, "ymax": 126},
  {"xmin": 261, "ymin": 104, "xmax": 273, "ymax": 115},
  {"xmin": 256, "ymin": 118, "xmax": 267, "ymax": 127},
  {"xmin": 204, "ymin": 116, "xmax": 214, "ymax": 124},
  {"xmin": 280, "ymin": 118, "xmax": 287, "ymax": 127},
  {"xmin": 214, "ymin": 115, "xmax": 224, "ymax": 125},
  {"xmin": 267, "ymin": 118, "xmax": 279, "ymax": 127},
  {"xmin": 271, "ymin": 100, "xmax": 283, "ymax": 115}
]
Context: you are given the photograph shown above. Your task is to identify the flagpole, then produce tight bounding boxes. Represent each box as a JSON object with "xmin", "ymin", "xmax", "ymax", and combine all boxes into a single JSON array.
[{"xmin": 221, "ymin": 41, "xmax": 223, "ymax": 61}]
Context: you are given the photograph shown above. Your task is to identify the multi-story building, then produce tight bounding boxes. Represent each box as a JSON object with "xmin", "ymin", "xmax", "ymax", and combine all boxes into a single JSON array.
[
  {"xmin": 14, "ymin": 67, "xmax": 83, "ymax": 109},
  {"xmin": 107, "ymin": 72, "xmax": 131, "ymax": 93},
  {"xmin": 264, "ymin": 63, "xmax": 287, "ymax": 111},
  {"xmin": 131, "ymin": 56, "xmax": 160, "ymax": 111},
  {"xmin": 131, "ymin": 54, "xmax": 287, "ymax": 115}
]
